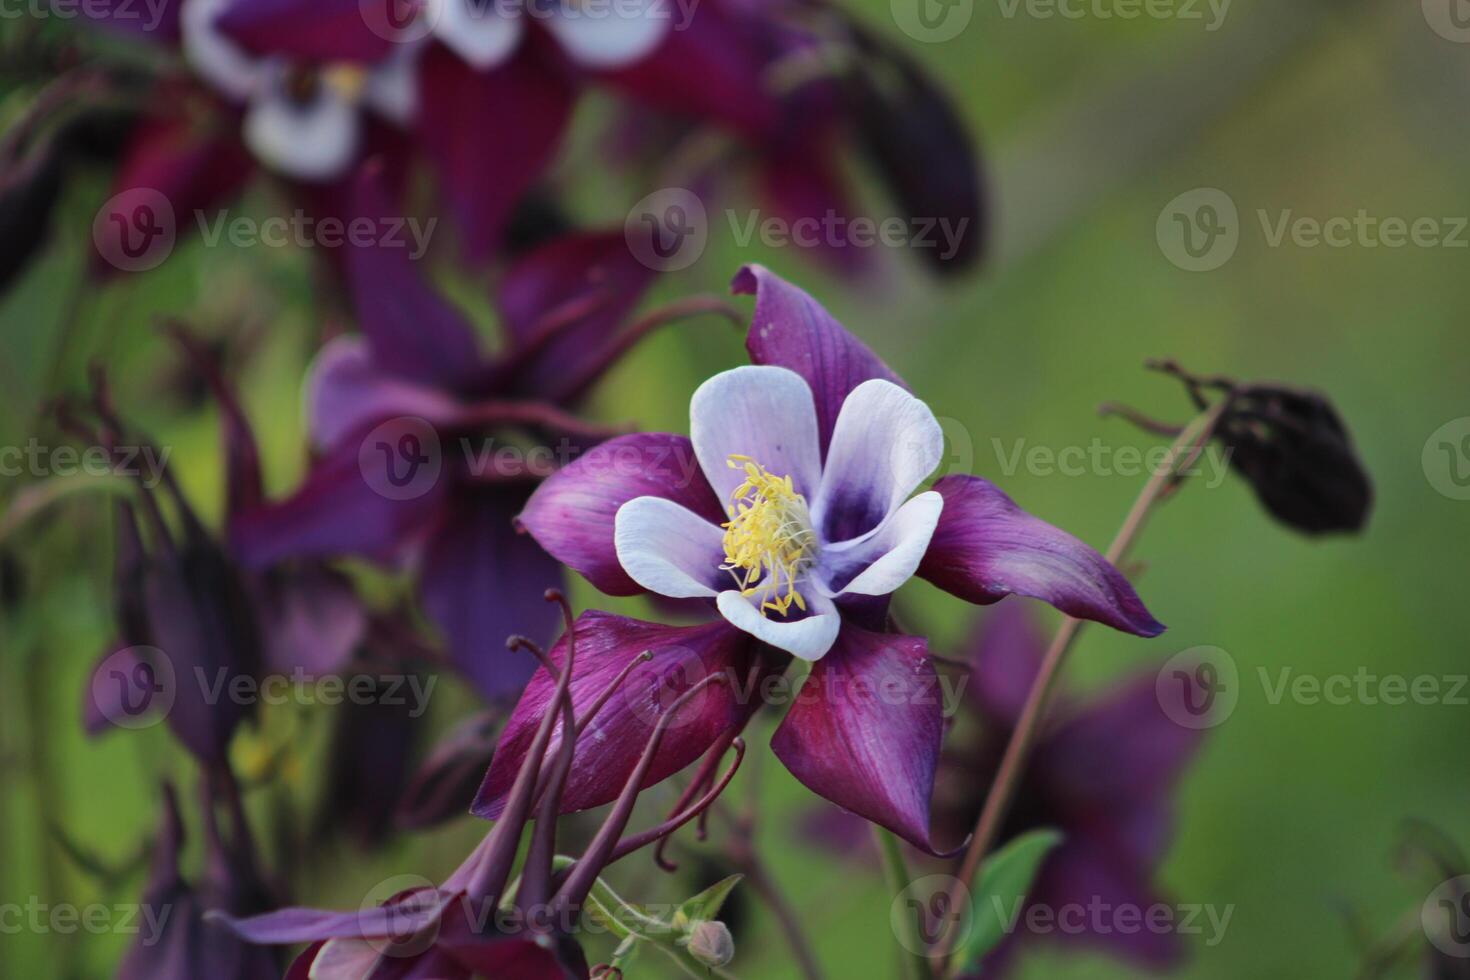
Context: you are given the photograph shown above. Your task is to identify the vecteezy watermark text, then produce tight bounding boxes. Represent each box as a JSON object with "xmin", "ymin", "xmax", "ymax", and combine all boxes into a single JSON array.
[
  {"xmin": 1157, "ymin": 188, "xmax": 1470, "ymax": 272},
  {"xmin": 0, "ymin": 898, "xmax": 172, "ymax": 944},
  {"xmin": 990, "ymin": 437, "xmax": 1233, "ymax": 486},
  {"xmin": 93, "ymin": 189, "xmax": 438, "ymax": 272},
  {"xmin": 1, "ymin": 0, "xmax": 172, "ymax": 30},
  {"xmin": 993, "ymin": 0, "xmax": 1229, "ymax": 30},
  {"xmin": 0, "ymin": 439, "xmax": 170, "ymax": 487}
]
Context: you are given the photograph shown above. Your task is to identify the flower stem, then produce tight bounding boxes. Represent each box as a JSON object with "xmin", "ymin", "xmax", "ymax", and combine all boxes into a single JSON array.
[
  {"xmin": 940, "ymin": 400, "xmax": 1231, "ymax": 967},
  {"xmin": 875, "ymin": 826, "xmax": 933, "ymax": 980}
]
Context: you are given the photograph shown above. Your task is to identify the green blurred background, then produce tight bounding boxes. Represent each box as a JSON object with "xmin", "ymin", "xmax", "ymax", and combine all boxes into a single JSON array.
[{"xmin": 3, "ymin": 0, "xmax": 1468, "ymax": 976}]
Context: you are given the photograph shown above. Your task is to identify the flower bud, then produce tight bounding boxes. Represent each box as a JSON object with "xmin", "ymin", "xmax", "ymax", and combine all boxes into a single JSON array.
[{"xmin": 684, "ymin": 920, "xmax": 735, "ymax": 968}]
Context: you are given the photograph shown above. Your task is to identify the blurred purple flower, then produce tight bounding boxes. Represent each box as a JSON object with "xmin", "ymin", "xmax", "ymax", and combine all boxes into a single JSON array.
[
  {"xmin": 943, "ymin": 603, "xmax": 1206, "ymax": 976},
  {"xmin": 228, "ymin": 167, "xmax": 729, "ymax": 701},
  {"xmin": 477, "ymin": 265, "xmax": 1161, "ymax": 853}
]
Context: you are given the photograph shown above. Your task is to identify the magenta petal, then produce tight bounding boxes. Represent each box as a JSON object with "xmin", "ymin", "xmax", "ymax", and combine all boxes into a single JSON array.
[
  {"xmin": 214, "ymin": 0, "xmax": 394, "ymax": 62},
  {"xmin": 229, "ymin": 435, "xmax": 447, "ymax": 568},
  {"xmin": 346, "ymin": 167, "xmax": 485, "ymax": 390},
  {"xmin": 471, "ymin": 612, "xmax": 771, "ymax": 819},
  {"xmin": 770, "ymin": 624, "xmax": 946, "ymax": 853},
  {"xmin": 95, "ymin": 106, "xmax": 254, "ymax": 276},
  {"xmin": 592, "ymin": 3, "xmax": 779, "ymax": 137},
  {"xmin": 418, "ymin": 43, "xmax": 575, "ymax": 260},
  {"xmin": 516, "ymin": 433, "xmax": 723, "ymax": 596},
  {"xmin": 419, "ymin": 490, "xmax": 564, "ymax": 702},
  {"xmin": 209, "ymin": 889, "xmax": 454, "ymax": 944},
  {"xmin": 495, "ymin": 231, "xmax": 656, "ymax": 402},
  {"xmin": 732, "ymin": 264, "xmax": 905, "ymax": 454},
  {"xmin": 919, "ymin": 475, "xmax": 1165, "ymax": 638}
]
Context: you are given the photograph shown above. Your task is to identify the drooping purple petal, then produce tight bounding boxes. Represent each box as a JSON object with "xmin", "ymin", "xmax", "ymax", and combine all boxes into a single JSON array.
[
  {"xmin": 345, "ymin": 166, "xmax": 485, "ymax": 390},
  {"xmin": 516, "ymin": 433, "xmax": 723, "ymax": 596},
  {"xmin": 214, "ymin": 0, "xmax": 395, "ymax": 63},
  {"xmin": 918, "ymin": 475, "xmax": 1165, "ymax": 638},
  {"xmin": 305, "ymin": 337, "xmax": 465, "ymax": 450},
  {"xmin": 1035, "ymin": 669, "xmax": 1205, "ymax": 866},
  {"xmin": 755, "ymin": 139, "xmax": 867, "ymax": 278},
  {"xmin": 230, "ymin": 434, "xmax": 448, "ymax": 568},
  {"xmin": 94, "ymin": 103, "xmax": 255, "ymax": 277},
  {"xmin": 143, "ymin": 542, "xmax": 261, "ymax": 763},
  {"xmin": 419, "ymin": 489, "xmax": 564, "ymax": 702},
  {"xmin": 471, "ymin": 611, "xmax": 773, "ymax": 819},
  {"xmin": 494, "ymin": 231, "xmax": 657, "ymax": 402},
  {"xmin": 732, "ymin": 264, "xmax": 905, "ymax": 455},
  {"xmin": 209, "ymin": 888, "xmax": 455, "ymax": 944},
  {"xmin": 417, "ymin": 42, "xmax": 575, "ymax": 259},
  {"xmin": 769, "ymin": 624, "xmax": 947, "ymax": 853}
]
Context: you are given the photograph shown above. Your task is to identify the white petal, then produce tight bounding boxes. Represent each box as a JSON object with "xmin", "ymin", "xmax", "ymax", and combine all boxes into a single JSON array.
[
  {"xmin": 690, "ymin": 365, "xmax": 823, "ymax": 506},
  {"xmin": 816, "ymin": 491, "xmax": 943, "ymax": 598},
  {"xmin": 614, "ymin": 496, "xmax": 726, "ymax": 598},
  {"xmin": 243, "ymin": 83, "xmax": 361, "ymax": 182},
  {"xmin": 429, "ymin": 0, "xmax": 524, "ymax": 70},
  {"xmin": 181, "ymin": 0, "xmax": 264, "ymax": 102},
  {"xmin": 362, "ymin": 45, "xmax": 422, "ymax": 125},
  {"xmin": 544, "ymin": 0, "xmax": 671, "ymax": 69},
  {"xmin": 811, "ymin": 379, "xmax": 943, "ymax": 544},
  {"xmin": 716, "ymin": 590, "xmax": 841, "ymax": 661}
]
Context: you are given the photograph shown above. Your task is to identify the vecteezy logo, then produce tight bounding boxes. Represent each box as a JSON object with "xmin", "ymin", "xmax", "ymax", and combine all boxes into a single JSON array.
[
  {"xmin": 891, "ymin": 0, "xmax": 972, "ymax": 42},
  {"xmin": 624, "ymin": 188, "xmax": 708, "ymax": 272},
  {"xmin": 92, "ymin": 189, "xmax": 176, "ymax": 273},
  {"xmin": 358, "ymin": 417, "xmax": 443, "ymax": 501},
  {"xmin": 1424, "ymin": 0, "xmax": 1470, "ymax": 42},
  {"xmin": 1156, "ymin": 646, "xmax": 1239, "ymax": 729},
  {"xmin": 361, "ymin": 0, "xmax": 436, "ymax": 42},
  {"xmin": 1156, "ymin": 188, "xmax": 1239, "ymax": 272},
  {"xmin": 1423, "ymin": 876, "xmax": 1470, "ymax": 958},
  {"xmin": 890, "ymin": 874, "xmax": 970, "ymax": 956},
  {"xmin": 620, "ymin": 649, "xmax": 717, "ymax": 731},
  {"xmin": 90, "ymin": 646, "xmax": 176, "ymax": 730},
  {"xmin": 360, "ymin": 874, "xmax": 443, "ymax": 958},
  {"xmin": 1423, "ymin": 418, "xmax": 1470, "ymax": 500}
]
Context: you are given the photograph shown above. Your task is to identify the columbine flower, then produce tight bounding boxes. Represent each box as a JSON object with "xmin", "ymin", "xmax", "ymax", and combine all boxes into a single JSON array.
[
  {"xmin": 942, "ymin": 604, "xmax": 1205, "ymax": 976},
  {"xmin": 209, "ymin": 593, "xmax": 745, "ymax": 980},
  {"xmin": 475, "ymin": 265, "xmax": 1162, "ymax": 853}
]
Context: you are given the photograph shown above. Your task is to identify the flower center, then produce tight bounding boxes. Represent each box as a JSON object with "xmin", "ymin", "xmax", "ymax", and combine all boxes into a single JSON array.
[{"xmin": 720, "ymin": 455, "xmax": 818, "ymax": 616}]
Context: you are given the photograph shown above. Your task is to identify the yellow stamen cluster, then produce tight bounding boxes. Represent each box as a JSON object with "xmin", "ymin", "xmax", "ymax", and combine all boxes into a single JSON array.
[{"xmin": 720, "ymin": 455, "xmax": 817, "ymax": 616}]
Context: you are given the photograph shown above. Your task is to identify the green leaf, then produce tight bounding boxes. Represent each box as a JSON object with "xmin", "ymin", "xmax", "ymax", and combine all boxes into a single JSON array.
[
  {"xmin": 673, "ymin": 874, "xmax": 744, "ymax": 929},
  {"xmin": 948, "ymin": 829, "xmax": 1063, "ymax": 976}
]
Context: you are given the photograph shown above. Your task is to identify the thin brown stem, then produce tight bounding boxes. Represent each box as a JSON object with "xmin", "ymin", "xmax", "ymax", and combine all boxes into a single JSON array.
[{"xmin": 940, "ymin": 399, "xmax": 1231, "ymax": 969}]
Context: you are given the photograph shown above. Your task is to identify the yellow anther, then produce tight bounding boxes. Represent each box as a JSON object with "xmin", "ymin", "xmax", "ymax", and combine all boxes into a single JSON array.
[{"xmin": 720, "ymin": 455, "xmax": 817, "ymax": 616}]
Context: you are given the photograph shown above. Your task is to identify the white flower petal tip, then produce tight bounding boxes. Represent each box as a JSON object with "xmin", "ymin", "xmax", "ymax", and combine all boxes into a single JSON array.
[{"xmin": 716, "ymin": 590, "xmax": 841, "ymax": 661}]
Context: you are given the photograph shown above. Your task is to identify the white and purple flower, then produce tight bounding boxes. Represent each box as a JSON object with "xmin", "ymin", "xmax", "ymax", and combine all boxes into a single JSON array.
[{"xmin": 476, "ymin": 265, "xmax": 1163, "ymax": 853}]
